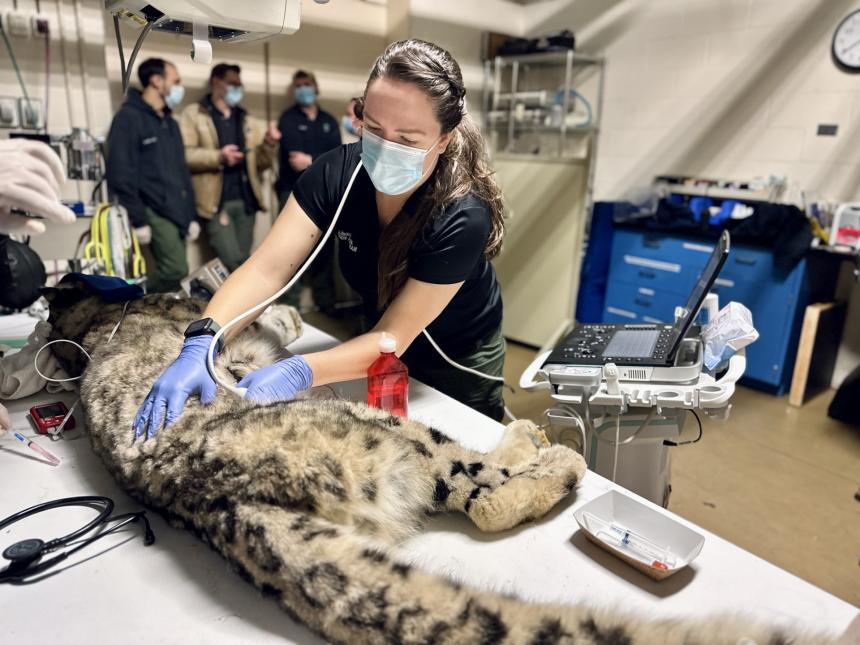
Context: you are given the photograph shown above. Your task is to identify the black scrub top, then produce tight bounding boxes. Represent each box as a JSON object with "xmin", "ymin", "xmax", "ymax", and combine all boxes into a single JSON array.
[
  {"xmin": 292, "ymin": 142, "xmax": 503, "ymax": 360},
  {"xmin": 276, "ymin": 104, "xmax": 342, "ymax": 196}
]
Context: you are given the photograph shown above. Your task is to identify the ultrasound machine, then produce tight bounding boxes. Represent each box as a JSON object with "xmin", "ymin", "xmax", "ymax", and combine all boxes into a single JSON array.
[{"xmin": 519, "ymin": 231, "xmax": 747, "ymax": 506}]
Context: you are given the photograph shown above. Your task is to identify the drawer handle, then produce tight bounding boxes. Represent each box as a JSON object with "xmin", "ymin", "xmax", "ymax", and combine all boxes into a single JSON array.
[
  {"xmin": 735, "ymin": 256, "xmax": 758, "ymax": 266},
  {"xmin": 638, "ymin": 269, "xmax": 656, "ymax": 278},
  {"xmin": 643, "ymin": 239, "xmax": 662, "ymax": 249},
  {"xmin": 634, "ymin": 298, "xmax": 652, "ymax": 307}
]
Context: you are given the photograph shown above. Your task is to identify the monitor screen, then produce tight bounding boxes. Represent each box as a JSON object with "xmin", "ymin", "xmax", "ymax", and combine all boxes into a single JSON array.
[
  {"xmin": 35, "ymin": 403, "xmax": 66, "ymax": 418},
  {"xmin": 603, "ymin": 329, "xmax": 660, "ymax": 358},
  {"xmin": 669, "ymin": 230, "xmax": 730, "ymax": 350}
]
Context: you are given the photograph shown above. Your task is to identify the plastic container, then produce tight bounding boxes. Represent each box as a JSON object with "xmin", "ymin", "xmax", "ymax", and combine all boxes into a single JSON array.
[
  {"xmin": 573, "ymin": 490, "xmax": 705, "ymax": 580},
  {"xmin": 367, "ymin": 333, "xmax": 409, "ymax": 417}
]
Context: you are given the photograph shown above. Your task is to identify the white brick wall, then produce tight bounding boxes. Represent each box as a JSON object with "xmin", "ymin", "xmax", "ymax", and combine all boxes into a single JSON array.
[
  {"xmin": 527, "ymin": 0, "xmax": 860, "ymax": 387},
  {"xmin": 531, "ymin": 0, "xmax": 860, "ymax": 202}
]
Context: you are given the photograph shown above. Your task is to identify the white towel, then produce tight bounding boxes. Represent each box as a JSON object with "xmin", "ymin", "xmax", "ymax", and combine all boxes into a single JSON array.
[{"xmin": 0, "ymin": 321, "xmax": 75, "ymax": 399}]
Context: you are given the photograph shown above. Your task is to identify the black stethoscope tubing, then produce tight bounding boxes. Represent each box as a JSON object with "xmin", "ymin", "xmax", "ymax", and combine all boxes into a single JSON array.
[{"xmin": 0, "ymin": 495, "xmax": 155, "ymax": 583}]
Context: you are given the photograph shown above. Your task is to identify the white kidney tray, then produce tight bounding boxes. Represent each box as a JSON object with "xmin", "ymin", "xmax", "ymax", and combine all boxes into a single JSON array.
[{"xmin": 573, "ymin": 491, "xmax": 705, "ymax": 580}]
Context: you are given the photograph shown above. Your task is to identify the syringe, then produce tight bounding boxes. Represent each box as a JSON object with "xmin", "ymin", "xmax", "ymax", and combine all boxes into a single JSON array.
[{"xmin": 583, "ymin": 512, "xmax": 677, "ymax": 569}]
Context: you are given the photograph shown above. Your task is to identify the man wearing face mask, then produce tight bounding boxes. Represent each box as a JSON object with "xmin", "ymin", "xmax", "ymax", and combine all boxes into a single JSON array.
[
  {"xmin": 341, "ymin": 98, "xmax": 361, "ymax": 143},
  {"xmin": 105, "ymin": 58, "xmax": 198, "ymax": 293},
  {"xmin": 275, "ymin": 70, "xmax": 342, "ymax": 310},
  {"xmin": 180, "ymin": 63, "xmax": 281, "ymax": 273}
]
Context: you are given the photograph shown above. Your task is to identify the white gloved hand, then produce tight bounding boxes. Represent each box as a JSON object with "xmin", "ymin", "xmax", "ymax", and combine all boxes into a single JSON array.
[
  {"xmin": 0, "ymin": 138, "xmax": 76, "ymax": 235},
  {"xmin": 135, "ymin": 225, "xmax": 152, "ymax": 245},
  {"xmin": 187, "ymin": 220, "xmax": 201, "ymax": 242},
  {"xmin": 0, "ymin": 402, "xmax": 11, "ymax": 436}
]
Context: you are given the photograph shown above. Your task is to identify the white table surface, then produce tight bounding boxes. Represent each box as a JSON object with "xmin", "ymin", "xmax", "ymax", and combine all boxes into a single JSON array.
[{"xmin": 0, "ymin": 323, "xmax": 856, "ymax": 643}]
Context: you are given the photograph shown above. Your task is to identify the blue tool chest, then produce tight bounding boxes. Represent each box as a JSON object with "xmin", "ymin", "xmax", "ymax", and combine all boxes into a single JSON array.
[{"xmin": 602, "ymin": 228, "xmax": 828, "ymax": 394}]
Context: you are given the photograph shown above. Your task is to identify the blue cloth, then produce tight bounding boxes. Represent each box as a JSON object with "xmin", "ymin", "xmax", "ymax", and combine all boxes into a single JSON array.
[
  {"xmin": 711, "ymin": 199, "xmax": 739, "ymax": 226},
  {"xmin": 688, "ymin": 197, "xmax": 713, "ymax": 223},
  {"xmin": 60, "ymin": 272, "xmax": 143, "ymax": 303}
]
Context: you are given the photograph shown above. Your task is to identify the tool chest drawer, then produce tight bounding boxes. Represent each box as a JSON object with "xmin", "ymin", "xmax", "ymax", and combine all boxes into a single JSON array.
[
  {"xmin": 603, "ymin": 281, "xmax": 680, "ymax": 324},
  {"xmin": 612, "ymin": 230, "xmax": 720, "ymax": 269}
]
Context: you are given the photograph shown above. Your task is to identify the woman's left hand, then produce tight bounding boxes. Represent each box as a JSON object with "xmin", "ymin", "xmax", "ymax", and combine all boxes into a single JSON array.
[{"xmin": 238, "ymin": 355, "xmax": 314, "ymax": 403}]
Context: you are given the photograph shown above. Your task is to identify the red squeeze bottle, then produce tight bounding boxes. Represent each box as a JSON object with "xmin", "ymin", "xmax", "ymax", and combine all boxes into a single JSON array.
[{"xmin": 367, "ymin": 333, "xmax": 409, "ymax": 417}]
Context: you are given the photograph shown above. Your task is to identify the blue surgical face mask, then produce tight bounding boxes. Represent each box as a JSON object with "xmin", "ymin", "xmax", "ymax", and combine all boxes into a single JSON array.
[
  {"xmin": 224, "ymin": 84, "xmax": 244, "ymax": 107},
  {"xmin": 164, "ymin": 84, "xmax": 185, "ymax": 109},
  {"xmin": 341, "ymin": 115, "xmax": 357, "ymax": 135},
  {"xmin": 360, "ymin": 129, "xmax": 439, "ymax": 196},
  {"xmin": 295, "ymin": 86, "xmax": 316, "ymax": 106}
]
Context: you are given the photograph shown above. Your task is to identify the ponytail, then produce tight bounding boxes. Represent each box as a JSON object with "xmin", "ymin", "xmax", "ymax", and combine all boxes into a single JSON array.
[{"xmin": 365, "ymin": 40, "xmax": 506, "ymax": 309}]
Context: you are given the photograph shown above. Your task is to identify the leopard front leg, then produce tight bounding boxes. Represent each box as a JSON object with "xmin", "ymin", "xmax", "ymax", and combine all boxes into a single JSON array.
[
  {"xmin": 486, "ymin": 419, "xmax": 552, "ymax": 467},
  {"xmin": 420, "ymin": 422, "xmax": 587, "ymax": 533}
]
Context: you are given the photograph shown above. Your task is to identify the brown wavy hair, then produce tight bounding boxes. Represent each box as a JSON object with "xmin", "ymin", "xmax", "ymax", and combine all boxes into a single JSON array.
[{"xmin": 355, "ymin": 39, "xmax": 506, "ymax": 309}]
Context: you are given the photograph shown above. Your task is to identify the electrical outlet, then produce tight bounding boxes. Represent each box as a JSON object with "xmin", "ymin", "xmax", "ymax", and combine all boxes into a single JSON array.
[
  {"xmin": 0, "ymin": 97, "xmax": 19, "ymax": 128},
  {"xmin": 32, "ymin": 14, "xmax": 50, "ymax": 35},
  {"xmin": 4, "ymin": 11, "xmax": 32, "ymax": 38},
  {"xmin": 17, "ymin": 98, "xmax": 43, "ymax": 130}
]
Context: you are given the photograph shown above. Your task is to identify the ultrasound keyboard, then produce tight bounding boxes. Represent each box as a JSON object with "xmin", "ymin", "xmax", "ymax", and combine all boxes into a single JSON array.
[{"xmin": 545, "ymin": 324, "xmax": 676, "ymax": 366}]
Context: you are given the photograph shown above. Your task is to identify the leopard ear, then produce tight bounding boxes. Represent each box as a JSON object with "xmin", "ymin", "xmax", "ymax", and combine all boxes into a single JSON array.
[{"xmin": 40, "ymin": 287, "xmax": 60, "ymax": 304}]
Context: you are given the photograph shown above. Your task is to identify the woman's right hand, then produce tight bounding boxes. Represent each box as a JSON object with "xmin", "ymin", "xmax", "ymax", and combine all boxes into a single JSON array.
[{"xmin": 133, "ymin": 335, "xmax": 218, "ymax": 440}]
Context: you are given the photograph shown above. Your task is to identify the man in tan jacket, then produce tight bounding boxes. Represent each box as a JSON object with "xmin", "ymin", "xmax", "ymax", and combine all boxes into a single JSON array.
[{"xmin": 180, "ymin": 63, "xmax": 280, "ymax": 271}]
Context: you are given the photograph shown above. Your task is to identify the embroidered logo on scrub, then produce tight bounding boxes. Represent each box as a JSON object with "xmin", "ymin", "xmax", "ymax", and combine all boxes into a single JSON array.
[{"xmin": 337, "ymin": 230, "xmax": 357, "ymax": 252}]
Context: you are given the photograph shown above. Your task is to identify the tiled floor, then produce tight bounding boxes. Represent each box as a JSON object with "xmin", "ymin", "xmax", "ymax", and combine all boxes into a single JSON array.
[{"xmin": 306, "ymin": 311, "xmax": 859, "ymax": 605}]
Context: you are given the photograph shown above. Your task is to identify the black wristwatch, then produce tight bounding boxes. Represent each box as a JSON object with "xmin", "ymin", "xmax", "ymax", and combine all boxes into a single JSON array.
[{"xmin": 184, "ymin": 318, "xmax": 223, "ymax": 353}]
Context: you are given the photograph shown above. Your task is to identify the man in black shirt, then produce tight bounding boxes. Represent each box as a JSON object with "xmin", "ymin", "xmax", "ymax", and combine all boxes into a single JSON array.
[
  {"xmin": 106, "ymin": 58, "xmax": 197, "ymax": 293},
  {"xmin": 180, "ymin": 63, "xmax": 280, "ymax": 272},
  {"xmin": 276, "ymin": 70, "xmax": 342, "ymax": 310}
]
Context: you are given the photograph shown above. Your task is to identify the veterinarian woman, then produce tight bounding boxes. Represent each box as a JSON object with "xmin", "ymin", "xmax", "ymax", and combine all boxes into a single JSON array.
[{"xmin": 134, "ymin": 39, "xmax": 507, "ymax": 437}]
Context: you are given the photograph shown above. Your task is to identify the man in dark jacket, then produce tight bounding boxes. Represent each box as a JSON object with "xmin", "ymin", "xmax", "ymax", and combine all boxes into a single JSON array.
[
  {"xmin": 275, "ymin": 69, "xmax": 341, "ymax": 310},
  {"xmin": 106, "ymin": 58, "xmax": 197, "ymax": 293}
]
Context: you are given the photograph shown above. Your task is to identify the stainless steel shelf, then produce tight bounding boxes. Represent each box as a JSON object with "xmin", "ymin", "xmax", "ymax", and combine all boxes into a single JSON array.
[
  {"xmin": 655, "ymin": 182, "xmax": 781, "ymax": 203},
  {"xmin": 494, "ymin": 51, "xmax": 602, "ymax": 66},
  {"xmin": 493, "ymin": 152, "xmax": 589, "ymax": 164},
  {"xmin": 488, "ymin": 122, "xmax": 598, "ymax": 134}
]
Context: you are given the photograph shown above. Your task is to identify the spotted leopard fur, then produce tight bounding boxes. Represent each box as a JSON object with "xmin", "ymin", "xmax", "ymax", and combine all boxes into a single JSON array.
[{"xmin": 45, "ymin": 283, "xmax": 828, "ymax": 644}]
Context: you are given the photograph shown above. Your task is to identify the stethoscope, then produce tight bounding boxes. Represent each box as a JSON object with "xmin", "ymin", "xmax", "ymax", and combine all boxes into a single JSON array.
[{"xmin": 0, "ymin": 496, "xmax": 155, "ymax": 583}]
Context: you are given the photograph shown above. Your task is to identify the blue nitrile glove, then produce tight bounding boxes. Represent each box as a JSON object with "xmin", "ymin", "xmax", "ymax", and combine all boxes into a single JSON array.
[
  {"xmin": 237, "ymin": 355, "xmax": 313, "ymax": 403},
  {"xmin": 133, "ymin": 335, "xmax": 218, "ymax": 440}
]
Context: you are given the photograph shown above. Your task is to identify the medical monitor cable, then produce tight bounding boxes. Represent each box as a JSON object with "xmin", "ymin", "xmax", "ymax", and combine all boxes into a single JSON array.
[
  {"xmin": 32, "ymin": 301, "xmax": 131, "ymax": 439},
  {"xmin": 206, "ymin": 161, "xmax": 366, "ymax": 398},
  {"xmin": 611, "ymin": 414, "xmax": 621, "ymax": 483},
  {"xmin": 421, "ymin": 328, "xmax": 517, "ymax": 421}
]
